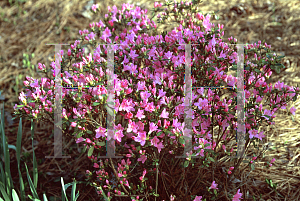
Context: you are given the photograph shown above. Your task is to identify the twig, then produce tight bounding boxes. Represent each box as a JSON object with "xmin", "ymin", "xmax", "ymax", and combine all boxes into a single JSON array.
[
  {"xmin": 154, "ymin": 152, "xmax": 159, "ymax": 201},
  {"xmin": 109, "ymin": 158, "xmax": 129, "ymax": 195}
]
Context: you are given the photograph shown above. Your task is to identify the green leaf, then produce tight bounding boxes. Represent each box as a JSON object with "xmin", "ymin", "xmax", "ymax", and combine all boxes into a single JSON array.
[
  {"xmin": 24, "ymin": 163, "xmax": 39, "ymax": 199},
  {"xmin": 0, "ymin": 105, "xmax": 14, "ymax": 200},
  {"xmin": 76, "ymin": 132, "xmax": 83, "ymax": 139},
  {"xmin": 12, "ymin": 189, "xmax": 20, "ymax": 201},
  {"xmin": 87, "ymin": 146, "xmax": 94, "ymax": 157},
  {"xmin": 183, "ymin": 161, "xmax": 189, "ymax": 168},
  {"xmin": 204, "ymin": 143, "xmax": 210, "ymax": 148},
  {"xmin": 61, "ymin": 177, "xmax": 68, "ymax": 201},
  {"xmin": 254, "ymin": 69, "xmax": 261, "ymax": 74},
  {"xmin": 93, "ymin": 102, "xmax": 101, "ymax": 106},
  {"xmin": 16, "ymin": 118, "xmax": 26, "ymax": 201},
  {"xmin": 97, "ymin": 141, "xmax": 105, "ymax": 146},
  {"xmin": 31, "ymin": 120, "xmax": 38, "ymax": 189},
  {"xmin": 71, "ymin": 180, "xmax": 77, "ymax": 201},
  {"xmin": 7, "ymin": 144, "xmax": 16, "ymax": 151},
  {"xmin": 250, "ymin": 164, "xmax": 255, "ymax": 170},
  {"xmin": 0, "ymin": 182, "xmax": 10, "ymax": 201},
  {"xmin": 277, "ymin": 56, "xmax": 285, "ymax": 59},
  {"xmin": 265, "ymin": 178, "xmax": 270, "ymax": 185},
  {"xmin": 86, "ymin": 130, "xmax": 93, "ymax": 134},
  {"xmin": 208, "ymin": 157, "xmax": 215, "ymax": 162},
  {"xmin": 43, "ymin": 194, "xmax": 48, "ymax": 201},
  {"xmin": 179, "ymin": 137, "xmax": 185, "ymax": 145}
]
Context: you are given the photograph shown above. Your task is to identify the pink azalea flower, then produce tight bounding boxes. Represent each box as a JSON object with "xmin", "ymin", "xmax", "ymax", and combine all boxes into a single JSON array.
[
  {"xmin": 183, "ymin": 128, "xmax": 192, "ymax": 138},
  {"xmin": 193, "ymin": 195, "xmax": 202, "ymax": 201},
  {"xmin": 101, "ymin": 27, "xmax": 111, "ymax": 41},
  {"xmin": 106, "ymin": 129, "xmax": 114, "ymax": 141},
  {"xmin": 145, "ymin": 102, "xmax": 155, "ymax": 112},
  {"xmin": 140, "ymin": 91, "xmax": 151, "ymax": 100},
  {"xmin": 232, "ymin": 189, "xmax": 243, "ymax": 201},
  {"xmin": 164, "ymin": 51, "xmax": 173, "ymax": 60},
  {"xmin": 71, "ymin": 122, "xmax": 77, "ymax": 127},
  {"xmin": 137, "ymin": 80, "xmax": 147, "ymax": 91},
  {"xmin": 95, "ymin": 126, "xmax": 106, "ymax": 138},
  {"xmin": 248, "ymin": 129, "xmax": 257, "ymax": 139},
  {"xmin": 76, "ymin": 137, "xmax": 84, "ymax": 144},
  {"xmin": 136, "ymin": 109, "xmax": 146, "ymax": 120},
  {"xmin": 210, "ymin": 181, "xmax": 218, "ymax": 190},
  {"xmin": 290, "ymin": 106, "xmax": 296, "ymax": 115},
  {"xmin": 137, "ymin": 154, "xmax": 147, "ymax": 164},
  {"xmin": 30, "ymin": 79, "xmax": 39, "ymax": 88},
  {"xmin": 256, "ymin": 131, "xmax": 265, "ymax": 141},
  {"xmin": 127, "ymin": 119, "xmax": 138, "ymax": 133},
  {"xmin": 149, "ymin": 122, "xmax": 158, "ymax": 134},
  {"xmin": 172, "ymin": 118, "xmax": 182, "ymax": 129},
  {"xmin": 115, "ymin": 130, "xmax": 124, "ymax": 142},
  {"xmin": 209, "ymin": 34, "xmax": 216, "ymax": 47},
  {"xmin": 134, "ymin": 131, "xmax": 147, "ymax": 146},
  {"xmin": 160, "ymin": 108, "xmax": 169, "ymax": 118},
  {"xmin": 125, "ymin": 112, "xmax": 133, "ymax": 119},
  {"xmin": 156, "ymin": 141, "xmax": 164, "ymax": 153},
  {"xmin": 151, "ymin": 136, "xmax": 160, "ymax": 147},
  {"xmin": 202, "ymin": 14, "xmax": 212, "ymax": 31},
  {"xmin": 219, "ymin": 50, "xmax": 227, "ymax": 59},
  {"xmin": 129, "ymin": 49, "xmax": 139, "ymax": 60},
  {"xmin": 262, "ymin": 109, "xmax": 272, "ymax": 120},
  {"xmin": 256, "ymin": 96, "xmax": 263, "ymax": 103},
  {"xmin": 91, "ymin": 4, "xmax": 98, "ymax": 12},
  {"xmin": 93, "ymin": 163, "xmax": 99, "ymax": 168},
  {"xmin": 157, "ymin": 88, "xmax": 166, "ymax": 99}
]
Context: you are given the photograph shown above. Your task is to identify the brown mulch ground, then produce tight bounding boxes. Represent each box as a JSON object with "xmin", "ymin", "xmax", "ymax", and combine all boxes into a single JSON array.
[{"xmin": 0, "ymin": 0, "xmax": 299, "ymax": 200}]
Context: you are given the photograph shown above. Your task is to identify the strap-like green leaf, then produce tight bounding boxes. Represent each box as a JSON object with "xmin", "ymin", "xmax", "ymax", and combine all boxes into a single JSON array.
[
  {"xmin": 12, "ymin": 189, "xmax": 20, "ymax": 201},
  {"xmin": 24, "ymin": 163, "xmax": 39, "ymax": 199},
  {"xmin": 0, "ymin": 105, "xmax": 13, "ymax": 200},
  {"xmin": 16, "ymin": 118, "xmax": 25, "ymax": 201},
  {"xmin": 61, "ymin": 177, "xmax": 68, "ymax": 201},
  {"xmin": 30, "ymin": 120, "xmax": 38, "ymax": 189},
  {"xmin": 42, "ymin": 193, "xmax": 48, "ymax": 201},
  {"xmin": 71, "ymin": 180, "xmax": 76, "ymax": 201},
  {"xmin": 0, "ymin": 181, "xmax": 10, "ymax": 201}
]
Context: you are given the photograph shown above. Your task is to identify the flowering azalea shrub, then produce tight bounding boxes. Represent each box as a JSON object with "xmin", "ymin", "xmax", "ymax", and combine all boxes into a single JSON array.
[{"xmin": 14, "ymin": 0, "xmax": 299, "ymax": 200}]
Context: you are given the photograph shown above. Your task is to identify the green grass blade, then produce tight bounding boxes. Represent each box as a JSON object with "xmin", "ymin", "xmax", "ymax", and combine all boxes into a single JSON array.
[
  {"xmin": 71, "ymin": 180, "xmax": 76, "ymax": 201},
  {"xmin": 74, "ymin": 192, "xmax": 79, "ymax": 201},
  {"xmin": 42, "ymin": 193, "xmax": 48, "ymax": 201},
  {"xmin": 7, "ymin": 145, "xmax": 16, "ymax": 151},
  {"xmin": 17, "ymin": 168, "xmax": 25, "ymax": 201},
  {"xmin": 61, "ymin": 177, "xmax": 68, "ymax": 201},
  {"xmin": 12, "ymin": 189, "xmax": 20, "ymax": 201},
  {"xmin": 0, "ymin": 106, "xmax": 13, "ymax": 200},
  {"xmin": 16, "ymin": 118, "xmax": 22, "ymax": 168},
  {"xmin": 0, "ymin": 181, "xmax": 10, "ymax": 201},
  {"xmin": 0, "ymin": 162, "xmax": 4, "ymax": 185},
  {"xmin": 24, "ymin": 163, "xmax": 39, "ymax": 199},
  {"xmin": 30, "ymin": 119, "xmax": 38, "ymax": 189},
  {"xmin": 16, "ymin": 118, "xmax": 25, "ymax": 201}
]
